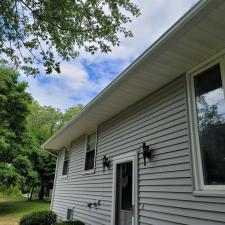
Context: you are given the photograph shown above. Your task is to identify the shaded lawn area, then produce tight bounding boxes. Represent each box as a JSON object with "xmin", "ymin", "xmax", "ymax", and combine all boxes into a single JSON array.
[{"xmin": 0, "ymin": 193, "xmax": 50, "ymax": 225}]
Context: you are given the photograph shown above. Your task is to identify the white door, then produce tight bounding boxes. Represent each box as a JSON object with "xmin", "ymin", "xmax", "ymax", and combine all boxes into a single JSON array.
[{"xmin": 112, "ymin": 152, "xmax": 137, "ymax": 225}]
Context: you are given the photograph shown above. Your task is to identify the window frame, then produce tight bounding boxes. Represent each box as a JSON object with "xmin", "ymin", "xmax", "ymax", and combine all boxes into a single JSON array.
[
  {"xmin": 83, "ymin": 130, "xmax": 97, "ymax": 174},
  {"xmin": 187, "ymin": 55, "xmax": 225, "ymax": 194},
  {"xmin": 62, "ymin": 148, "xmax": 70, "ymax": 177}
]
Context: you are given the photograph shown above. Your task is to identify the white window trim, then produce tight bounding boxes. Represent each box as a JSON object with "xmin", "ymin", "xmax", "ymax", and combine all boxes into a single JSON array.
[
  {"xmin": 62, "ymin": 148, "xmax": 70, "ymax": 178},
  {"xmin": 83, "ymin": 130, "xmax": 97, "ymax": 174},
  {"xmin": 187, "ymin": 54, "xmax": 225, "ymax": 194}
]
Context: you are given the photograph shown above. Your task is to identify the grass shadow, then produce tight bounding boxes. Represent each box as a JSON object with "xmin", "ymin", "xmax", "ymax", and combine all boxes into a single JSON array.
[{"xmin": 0, "ymin": 195, "xmax": 50, "ymax": 224}]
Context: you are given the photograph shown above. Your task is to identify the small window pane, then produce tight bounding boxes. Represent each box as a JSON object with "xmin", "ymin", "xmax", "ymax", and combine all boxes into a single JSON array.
[
  {"xmin": 194, "ymin": 64, "xmax": 225, "ymax": 185},
  {"xmin": 87, "ymin": 132, "xmax": 96, "ymax": 152},
  {"xmin": 62, "ymin": 150, "xmax": 69, "ymax": 176},
  {"xmin": 85, "ymin": 150, "xmax": 95, "ymax": 170}
]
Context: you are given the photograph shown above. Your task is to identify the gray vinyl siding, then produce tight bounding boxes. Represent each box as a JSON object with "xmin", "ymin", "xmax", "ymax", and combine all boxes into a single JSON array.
[{"xmin": 52, "ymin": 75, "xmax": 225, "ymax": 225}]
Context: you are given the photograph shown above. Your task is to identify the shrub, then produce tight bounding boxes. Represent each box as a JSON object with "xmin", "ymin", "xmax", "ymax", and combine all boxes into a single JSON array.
[
  {"xmin": 1, "ymin": 185, "xmax": 22, "ymax": 197},
  {"xmin": 20, "ymin": 210, "xmax": 57, "ymax": 225},
  {"xmin": 57, "ymin": 221, "xmax": 85, "ymax": 225}
]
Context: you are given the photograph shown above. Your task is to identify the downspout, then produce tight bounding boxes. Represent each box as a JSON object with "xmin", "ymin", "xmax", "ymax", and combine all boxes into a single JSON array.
[
  {"xmin": 44, "ymin": 148, "xmax": 58, "ymax": 211},
  {"xmin": 45, "ymin": 149, "xmax": 58, "ymax": 158}
]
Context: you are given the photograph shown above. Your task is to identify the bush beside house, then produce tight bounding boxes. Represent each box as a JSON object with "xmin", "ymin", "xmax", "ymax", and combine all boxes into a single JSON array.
[
  {"xmin": 20, "ymin": 211, "xmax": 57, "ymax": 225},
  {"xmin": 19, "ymin": 211, "xmax": 84, "ymax": 225}
]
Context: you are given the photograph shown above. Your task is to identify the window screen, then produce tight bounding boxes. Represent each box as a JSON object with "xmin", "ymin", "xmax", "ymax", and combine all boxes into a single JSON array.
[{"xmin": 194, "ymin": 64, "xmax": 225, "ymax": 185}]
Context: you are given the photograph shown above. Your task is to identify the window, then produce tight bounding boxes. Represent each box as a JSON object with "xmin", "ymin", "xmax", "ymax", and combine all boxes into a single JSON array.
[
  {"xmin": 62, "ymin": 149, "xmax": 70, "ymax": 176},
  {"xmin": 85, "ymin": 132, "xmax": 97, "ymax": 171},
  {"xmin": 189, "ymin": 57, "xmax": 225, "ymax": 192}
]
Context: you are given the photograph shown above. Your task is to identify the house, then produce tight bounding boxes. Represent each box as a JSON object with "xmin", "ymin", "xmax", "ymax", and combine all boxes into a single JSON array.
[{"xmin": 43, "ymin": 0, "xmax": 225, "ymax": 224}]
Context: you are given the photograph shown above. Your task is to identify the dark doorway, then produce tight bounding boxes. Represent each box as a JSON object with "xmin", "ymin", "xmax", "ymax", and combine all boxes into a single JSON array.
[{"xmin": 116, "ymin": 161, "xmax": 133, "ymax": 225}]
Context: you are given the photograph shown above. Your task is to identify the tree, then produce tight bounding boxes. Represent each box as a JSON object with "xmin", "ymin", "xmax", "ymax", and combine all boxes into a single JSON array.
[
  {"xmin": 27, "ymin": 101, "xmax": 62, "ymax": 200},
  {"xmin": 26, "ymin": 102, "xmax": 83, "ymax": 200},
  {"xmin": 28, "ymin": 147, "xmax": 56, "ymax": 200},
  {"xmin": 0, "ymin": 163, "xmax": 21, "ymax": 191},
  {"xmin": 59, "ymin": 104, "xmax": 84, "ymax": 128},
  {"xmin": 13, "ymin": 155, "xmax": 39, "ymax": 200},
  {"xmin": 0, "ymin": 66, "xmax": 33, "ymax": 190},
  {"xmin": 27, "ymin": 101, "xmax": 62, "ymax": 142},
  {"xmin": 0, "ymin": 0, "xmax": 140, "ymax": 75},
  {"xmin": 0, "ymin": 66, "xmax": 84, "ymax": 197}
]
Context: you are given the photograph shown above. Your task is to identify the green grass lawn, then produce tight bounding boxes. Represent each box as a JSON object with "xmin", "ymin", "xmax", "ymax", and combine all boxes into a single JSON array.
[{"xmin": 0, "ymin": 193, "xmax": 50, "ymax": 225}]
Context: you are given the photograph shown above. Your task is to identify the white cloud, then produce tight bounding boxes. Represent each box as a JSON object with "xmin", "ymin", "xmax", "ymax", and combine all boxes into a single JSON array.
[
  {"xmin": 22, "ymin": 0, "xmax": 198, "ymax": 110},
  {"xmin": 56, "ymin": 63, "xmax": 89, "ymax": 91},
  {"xmin": 24, "ymin": 75, "xmax": 76, "ymax": 110},
  {"xmin": 24, "ymin": 62, "xmax": 114, "ymax": 110},
  {"xmin": 80, "ymin": 0, "xmax": 198, "ymax": 62}
]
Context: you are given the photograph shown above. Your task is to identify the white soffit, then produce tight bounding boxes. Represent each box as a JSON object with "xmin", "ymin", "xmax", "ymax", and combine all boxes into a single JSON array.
[{"xmin": 43, "ymin": 0, "xmax": 225, "ymax": 150}]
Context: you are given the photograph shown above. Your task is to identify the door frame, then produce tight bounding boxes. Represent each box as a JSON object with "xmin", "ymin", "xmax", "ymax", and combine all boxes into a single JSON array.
[{"xmin": 111, "ymin": 151, "xmax": 138, "ymax": 225}]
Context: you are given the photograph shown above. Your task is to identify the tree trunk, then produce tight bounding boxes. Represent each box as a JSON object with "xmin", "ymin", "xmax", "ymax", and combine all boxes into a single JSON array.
[
  {"xmin": 39, "ymin": 184, "xmax": 45, "ymax": 200},
  {"xmin": 29, "ymin": 185, "xmax": 34, "ymax": 201}
]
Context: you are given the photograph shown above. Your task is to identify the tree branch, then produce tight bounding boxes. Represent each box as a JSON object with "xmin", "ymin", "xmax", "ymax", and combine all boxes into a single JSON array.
[{"xmin": 19, "ymin": 0, "xmax": 107, "ymax": 34}]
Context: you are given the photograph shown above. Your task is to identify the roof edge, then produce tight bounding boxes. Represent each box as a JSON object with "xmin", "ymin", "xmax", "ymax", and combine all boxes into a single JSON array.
[{"xmin": 42, "ymin": 0, "xmax": 211, "ymax": 150}]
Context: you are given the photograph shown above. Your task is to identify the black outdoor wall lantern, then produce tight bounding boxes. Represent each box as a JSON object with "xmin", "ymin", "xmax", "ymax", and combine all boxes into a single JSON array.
[
  {"xmin": 102, "ymin": 155, "xmax": 110, "ymax": 171},
  {"xmin": 93, "ymin": 200, "xmax": 101, "ymax": 208},
  {"xmin": 87, "ymin": 200, "xmax": 101, "ymax": 209},
  {"xmin": 87, "ymin": 203, "xmax": 92, "ymax": 208},
  {"xmin": 140, "ymin": 142, "xmax": 153, "ymax": 166}
]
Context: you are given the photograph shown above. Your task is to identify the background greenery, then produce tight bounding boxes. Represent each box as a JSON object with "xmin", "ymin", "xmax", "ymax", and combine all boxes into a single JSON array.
[{"xmin": 0, "ymin": 66, "xmax": 83, "ymax": 200}]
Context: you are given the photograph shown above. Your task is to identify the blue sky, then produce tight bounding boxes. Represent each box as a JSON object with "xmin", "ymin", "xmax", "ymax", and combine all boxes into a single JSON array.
[{"xmin": 22, "ymin": 0, "xmax": 198, "ymax": 111}]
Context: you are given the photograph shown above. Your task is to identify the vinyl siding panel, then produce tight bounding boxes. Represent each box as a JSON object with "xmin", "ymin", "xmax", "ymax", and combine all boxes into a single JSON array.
[{"xmin": 52, "ymin": 76, "xmax": 225, "ymax": 225}]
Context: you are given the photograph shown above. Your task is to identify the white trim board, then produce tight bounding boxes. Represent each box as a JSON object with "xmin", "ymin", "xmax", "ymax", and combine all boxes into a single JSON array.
[{"xmin": 111, "ymin": 151, "xmax": 138, "ymax": 225}]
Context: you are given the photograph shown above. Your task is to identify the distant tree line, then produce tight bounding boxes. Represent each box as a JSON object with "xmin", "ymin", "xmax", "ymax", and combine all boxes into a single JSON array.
[{"xmin": 0, "ymin": 66, "xmax": 83, "ymax": 200}]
